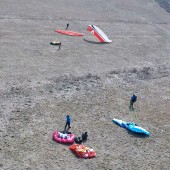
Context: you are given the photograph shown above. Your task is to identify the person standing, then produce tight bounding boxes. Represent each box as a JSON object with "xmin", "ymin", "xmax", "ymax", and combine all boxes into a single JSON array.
[
  {"xmin": 64, "ymin": 115, "xmax": 71, "ymax": 132},
  {"xmin": 66, "ymin": 23, "xmax": 69, "ymax": 30},
  {"xmin": 57, "ymin": 42, "xmax": 61, "ymax": 51},
  {"xmin": 129, "ymin": 94, "xmax": 137, "ymax": 111}
]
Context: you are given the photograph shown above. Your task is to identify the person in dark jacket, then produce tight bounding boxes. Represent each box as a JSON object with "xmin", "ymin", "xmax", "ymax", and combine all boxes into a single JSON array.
[
  {"xmin": 64, "ymin": 115, "xmax": 71, "ymax": 132},
  {"xmin": 66, "ymin": 23, "xmax": 69, "ymax": 30},
  {"xmin": 82, "ymin": 132, "xmax": 88, "ymax": 142},
  {"xmin": 57, "ymin": 42, "xmax": 61, "ymax": 51},
  {"xmin": 129, "ymin": 94, "xmax": 137, "ymax": 111}
]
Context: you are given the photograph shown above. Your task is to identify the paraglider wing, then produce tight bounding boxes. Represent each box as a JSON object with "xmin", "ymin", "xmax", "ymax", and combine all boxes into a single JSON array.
[
  {"xmin": 87, "ymin": 25, "xmax": 112, "ymax": 43},
  {"xmin": 112, "ymin": 118, "xmax": 125, "ymax": 128},
  {"xmin": 112, "ymin": 118, "xmax": 150, "ymax": 136},
  {"xmin": 69, "ymin": 144, "xmax": 96, "ymax": 158},
  {"xmin": 55, "ymin": 30, "xmax": 84, "ymax": 36},
  {"xmin": 126, "ymin": 125, "xmax": 150, "ymax": 135}
]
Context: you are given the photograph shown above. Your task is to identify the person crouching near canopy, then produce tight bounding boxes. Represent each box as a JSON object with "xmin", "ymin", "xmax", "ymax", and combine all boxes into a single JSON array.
[
  {"xmin": 64, "ymin": 115, "xmax": 71, "ymax": 132},
  {"xmin": 82, "ymin": 132, "xmax": 88, "ymax": 142}
]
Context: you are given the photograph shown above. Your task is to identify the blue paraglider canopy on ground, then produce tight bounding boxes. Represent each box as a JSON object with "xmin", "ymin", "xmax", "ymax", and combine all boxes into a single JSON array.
[{"xmin": 112, "ymin": 118, "xmax": 150, "ymax": 136}]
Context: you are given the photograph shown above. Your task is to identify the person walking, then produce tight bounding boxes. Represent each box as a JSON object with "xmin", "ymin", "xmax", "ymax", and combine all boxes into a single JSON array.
[
  {"xmin": 64, "ymin": 115, "xmax": 71, "ymax": 132},
  {"xmin": 129, "ymin": 94, "xmax": 137, "ymax": 111}
]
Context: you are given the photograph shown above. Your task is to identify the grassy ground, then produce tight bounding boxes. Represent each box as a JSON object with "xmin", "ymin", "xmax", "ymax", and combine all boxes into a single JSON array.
[{"xmin": 0, "ymin": 0, "xmax": 170, "ymax": 169}]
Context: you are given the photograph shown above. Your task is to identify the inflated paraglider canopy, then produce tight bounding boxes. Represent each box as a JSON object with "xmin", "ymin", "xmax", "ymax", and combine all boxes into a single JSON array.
[
  {"xmin": 53, "ymin": 131, "xmax": 75, "ymax": 144},
  {"xmin": 55, "ymin": 30, "xmax": 84, "ymax": 36},
  {"xmin": 69, "ymin": 144, "xmax": 96, "ymax": 158},
  {"xmin": 87, "ymin": 25, "xmax": 112, "ymax": 43},
  {"xmin": 112, "ymin": 118, "xmax": 150, "ymax": 136}
]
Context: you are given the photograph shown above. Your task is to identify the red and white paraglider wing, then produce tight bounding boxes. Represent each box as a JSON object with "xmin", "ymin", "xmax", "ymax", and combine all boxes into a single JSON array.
[
  {"xmin": 87, "ymin": 25, "xmax": 112, "ymax": 43},
  {"xmin": 69, "ymin": 144, "xmax": 96, "ymax": 159}
]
